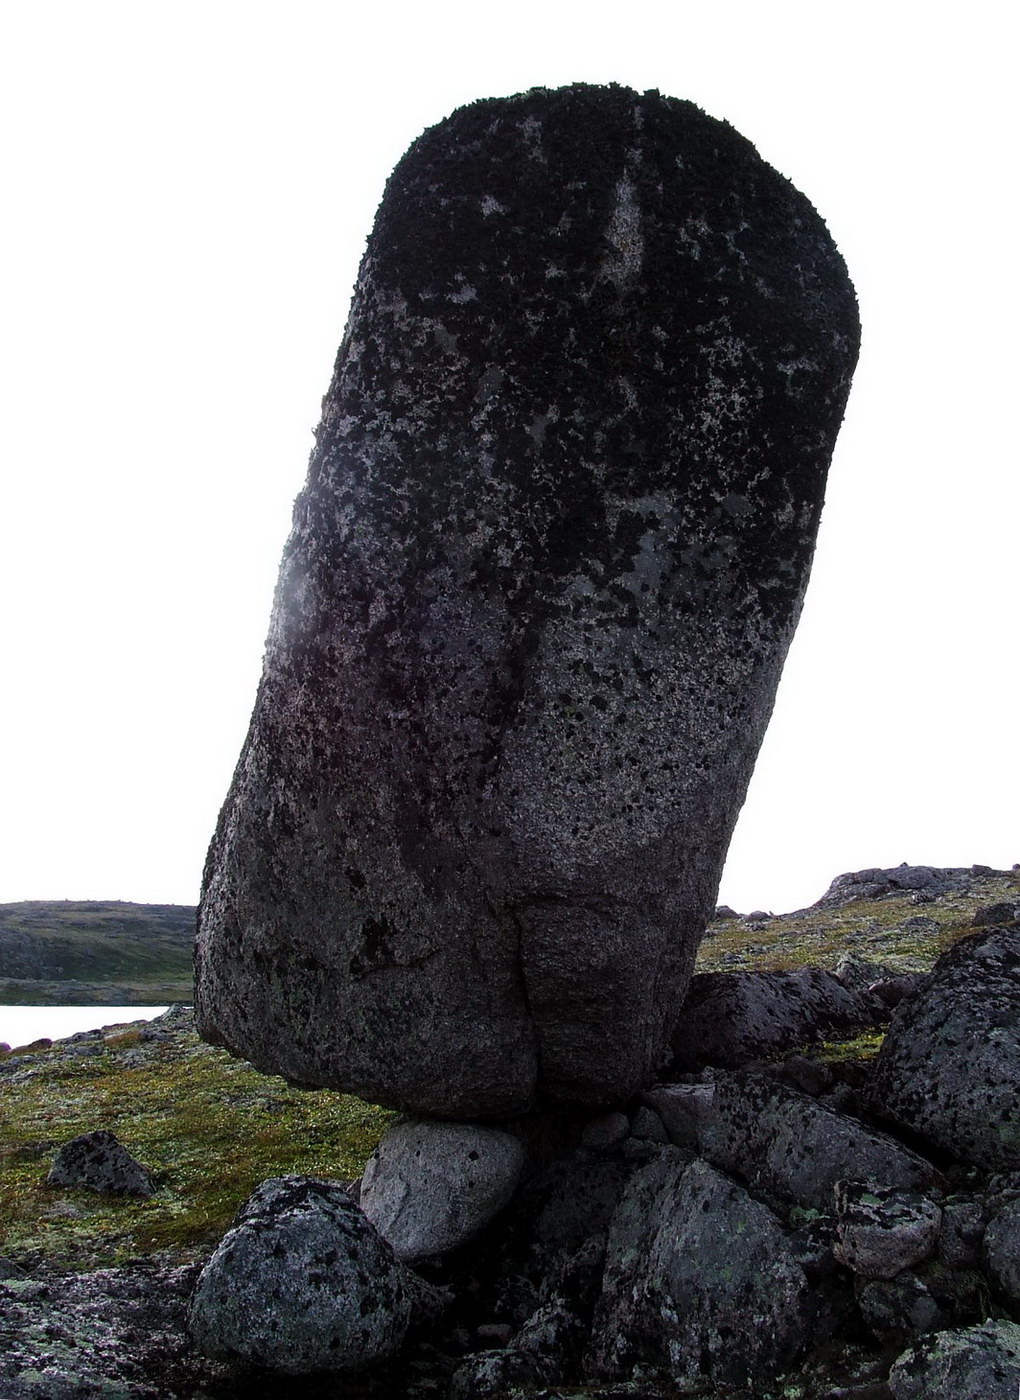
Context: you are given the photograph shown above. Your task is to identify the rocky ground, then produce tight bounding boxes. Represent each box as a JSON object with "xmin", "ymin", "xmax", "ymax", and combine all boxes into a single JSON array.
[{"xmin": 1, "ymin": 864, "xmax": 1018, "ymax": 1399}]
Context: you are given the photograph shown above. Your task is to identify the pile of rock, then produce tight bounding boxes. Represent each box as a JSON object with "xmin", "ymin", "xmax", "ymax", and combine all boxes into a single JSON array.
[{"xmin": 179, "ymin": 922, "xmax": 1020, "ymax": 1398}]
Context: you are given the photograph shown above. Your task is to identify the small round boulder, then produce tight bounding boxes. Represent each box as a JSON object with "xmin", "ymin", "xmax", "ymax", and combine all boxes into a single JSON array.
[
  {"xmin": 360, "ymin": 1120, "xmax": 525, "ymax": 1262},
  {"xmin": 189, "ymin": 1176, "xmax": 412, "ymax": 1374},
  {"xmin": 46, "ymin": 1130, "xmax": 154, "ymax": 1198}
]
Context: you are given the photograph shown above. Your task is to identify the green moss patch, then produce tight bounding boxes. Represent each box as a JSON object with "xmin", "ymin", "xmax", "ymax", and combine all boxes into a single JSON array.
[
  {"xmin": 697, "ymin": 872, "xmax": 1020, "ymax": 976},
  {"xmin": 0, "ymin": 1022, "xmax": 393, "ymax": 1271}
]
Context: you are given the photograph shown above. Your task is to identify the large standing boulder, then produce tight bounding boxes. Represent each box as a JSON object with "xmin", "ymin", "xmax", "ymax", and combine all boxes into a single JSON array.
[
  {"xmin": 865, "ymin": 926, "xmax": 1020, "ymax": 1170},
  {"xmin": 195, "ymin": 83, "xmax": 859, "ymax": 1118}
]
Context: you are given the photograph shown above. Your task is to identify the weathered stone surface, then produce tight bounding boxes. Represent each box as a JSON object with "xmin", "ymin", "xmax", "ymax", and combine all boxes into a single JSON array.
[
  {"xmin": 888, "ymin": 1319, "xmax": 1020, "ymax": 1399},
  {"xmin": 194, "ymin": 83, "xmax": 859, "ymax": 1118},
  {"xmin": 865, "ymin": 926, "xmax": 1020, "ymax": 1170},
  {"xmin": 589, "ymin": 1155, "xmax": 811, "ymax": 1388},
  {"xmin": 817, "ymin": 865, "xmax": 984, "ymax": 908},
  {"xmin": 46, "ymin": 1130, "xmax": 154, "ymax": 1199},
  {"xmin": 629, "ymin": 1105, "xmax": 668, "ymax": 1143},
  {"xmin": 984, "ymin": 1196, "xmax": 1020, "ymax": 1307},
  {"xmin": 359, "ymin": 1119, "xmax": 525, "ymax": 1261},
  {"xmin": 641, "ymin": 1081, "xmax": 715, "ymax": 1150},
  {"xmin": 701, "ymin": 1071, "xmax": 939, "ymax": 1210},
  {"xmin": 832, "ymin": 1181, "xmax": 941, "ymax": 1279},
  {"xmin": 580, "ymin": 1111, "xmax": 631, "ymax": 1152},
  {"xmin": 188, "ymin": 1176, "xmax": 416, "ymax": 1373},
  {"xmin": 937, "ymin": 1198, "xmax": 987, "ymax": 1268},
  {"xmin": 858, "ymin": 1272, "xmax": 946, "ymax": 1344},
  {"xmin": 670, "ymin": 967, "xmax": 875, "ymax": 1069},
  {"xmin": 0, "ymin": 1264, "xmax": 202, "ymax": 1400},
  {"xmin": 450, "ymin": 1299, "xmax": 584, "ymax": 1398}
]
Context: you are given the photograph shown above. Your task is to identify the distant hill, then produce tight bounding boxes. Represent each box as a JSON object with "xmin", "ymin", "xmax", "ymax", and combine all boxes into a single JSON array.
[
  {"xmin": 0, "ymin": 901, "xmax": 195, "ymax": 1004},
  {"xmin": 1, "ymin": 865, "xmax": 1015, "ymax": 1006}
]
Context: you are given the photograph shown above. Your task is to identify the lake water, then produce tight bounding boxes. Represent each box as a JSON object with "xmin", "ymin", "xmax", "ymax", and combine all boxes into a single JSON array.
[{"xmin": 0, "ymin": 1006, "xmax": 171, "ymax": 1050}]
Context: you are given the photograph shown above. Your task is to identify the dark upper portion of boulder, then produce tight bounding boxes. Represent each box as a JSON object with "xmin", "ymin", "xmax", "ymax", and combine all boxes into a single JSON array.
[{"xmin": 195, "ymin": 84, "xmax": 859, "ymax": 1119}]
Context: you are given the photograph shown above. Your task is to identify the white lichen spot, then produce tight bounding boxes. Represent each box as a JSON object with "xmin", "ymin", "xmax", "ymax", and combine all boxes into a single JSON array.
[
  {"xmin": 521, "ymin": 115, "xmax": 544, "ymax": 160},
  {"xmin": 602, "ymin": 177, "xmax": 643, "ymax": 291},
  {"xmin": 448, "ymin": 281, "xmax": 478, "ymax": 304},
  {"xmin": 617, "ymin": 377, "xmax": 639, "ymax": 412},
  {"xmin": 527, "ymin": 405, "xmax": 559, "ymax": 448},
  {"xmin": 480, "ymin": 195, "xmax": 507, "ymax": 217}
]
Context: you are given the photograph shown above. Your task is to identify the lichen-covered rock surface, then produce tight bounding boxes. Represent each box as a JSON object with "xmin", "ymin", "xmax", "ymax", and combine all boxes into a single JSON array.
[
  {"xmin": 888, "ymin": 1319, "xmax": 1020, "ymax": 1399},
  {"xmin": 865, "ymin": 924, "xmax": 1020, "ymax": 1170},
  {"xmin": 46, "ymin": 1130, "xmax": 155, "ymax": 1199},
  {"xmin": 700, "ymin": 1069, "xmax": 940, "ymax": 1209},
  {"xmin": 588, "ymin": 1154, "xmax": 811, "ymax": 1387},
  {"xmin": 670, "ymin": 965, "xmax": 877, "ymax": 1068},
  {"xmin": 188, "ymin": 1176, "xmax": 419, "ymax": 1374},
  {"xmin": 195, "ymin": 82, "xmax": 859, "ymax": 1118}
]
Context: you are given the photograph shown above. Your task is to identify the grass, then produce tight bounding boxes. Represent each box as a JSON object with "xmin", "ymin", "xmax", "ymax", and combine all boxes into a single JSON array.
[
  {"xmin": 0, "ymin": 900, "xmax": 195, "ymax": 1003},
  {"xmin": 0, "ymin": 1021, "xmax": 393, "ymax": 1271},
  {"xmin": 695, "ymin": 871, "xmax": 1019, "ymax": 976}
]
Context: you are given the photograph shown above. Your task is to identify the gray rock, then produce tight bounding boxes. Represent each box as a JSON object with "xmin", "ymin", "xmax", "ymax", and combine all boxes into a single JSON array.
[
  {"xmin": 46, "ymin": 1131, "xmax": 154, "ymax": 1199},
  {"xmin": 832, "ymin": 1182, "xmax": 941, "ymax": 1279},
  {"xmin": 984, "ymin": 1196, "xmax": 1020, "ymax": 1306},
  {"xmin": 518, "ymin": 1152, "xmax": 636, "ymax": 1273},
  {"xmin": 589, "ymin": 1155, "xmax": 811, "ymax": 1388},
  {"xmin": 628, "ymin": 1106, "xmax": 668, "ymax": 1143},
  {"xmin": 937, "ymin": 1199, "xmax": 987, "ymax": 1268},
  {"xmin": 888, "ymin": 1319, "xmax": 1020, "ymax": 1399},
  {"xmin": 973, "ymin": 901, "xmax": 1020, "ymax": 926},
  {"xmin": 817, "ymin": 865, "xmax": 974, "ymax": 907},
  {"xmin": 641, "ymin": 1082, "xmax": 714, "ymax": 1150},
  {"xmin": 869, "ymin": 973, "xmax": 930, "ymax": 1010},
  {"xmin": 865, "ymin": 927, "xmax": 1020, "ymax": 1170},
  {"xmin": 194, "ymin": 82, "xmax": 859, "ymax": 1119},
  {"xmin": 0, "ymin": 1263, "xmax": 199, "ymax": 1400},
  {"xmin": 701, "ymin": 1071, "xmax": 939, "ymax": 1210},
  {"xmin": 857, "ymin": 1272, "xmax": 945, "ymax": 1344},
  {"xmin": 671, "ymin": 967, "xmax": 876, "ymax": 1069},
  {"xmin": 779, "ymin": 1053, "xmax": 834, "ymax": 1096},
  {"xmin": 359, "ymin": 1119, "xmax": 525, "ymax": 1262},
  {"xmin": 581, "ymin": 1111, "xmax": 631, "ymax": 1152},
  {"xmin": 451, "ymin": 1299, "xmax": 583, "ymax": 1398},
  {"xmin": 189, "ymin": 1175, "xmax": 416, "ymax": 1373}
]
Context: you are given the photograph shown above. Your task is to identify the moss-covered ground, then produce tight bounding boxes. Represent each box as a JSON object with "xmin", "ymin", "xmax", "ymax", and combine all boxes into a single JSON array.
[
  {"xmin": 0, "ymin": 1018, "xmax": 393, "ymax": 1271},
  {"xmin": 695, "ymin": 870, "xmax": 1019, "ymax": 975}
]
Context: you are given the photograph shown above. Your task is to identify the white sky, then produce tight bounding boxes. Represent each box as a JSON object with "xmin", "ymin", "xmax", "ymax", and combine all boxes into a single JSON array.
[{"xmin": 1, "ymin": 1, "xmax": 1016, "ymax": 918}]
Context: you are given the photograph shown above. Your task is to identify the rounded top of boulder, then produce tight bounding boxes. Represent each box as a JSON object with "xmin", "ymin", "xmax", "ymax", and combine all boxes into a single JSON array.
[{"xmin": 321, "ymin": 82, "xmax": 858, "ymax": 630}]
